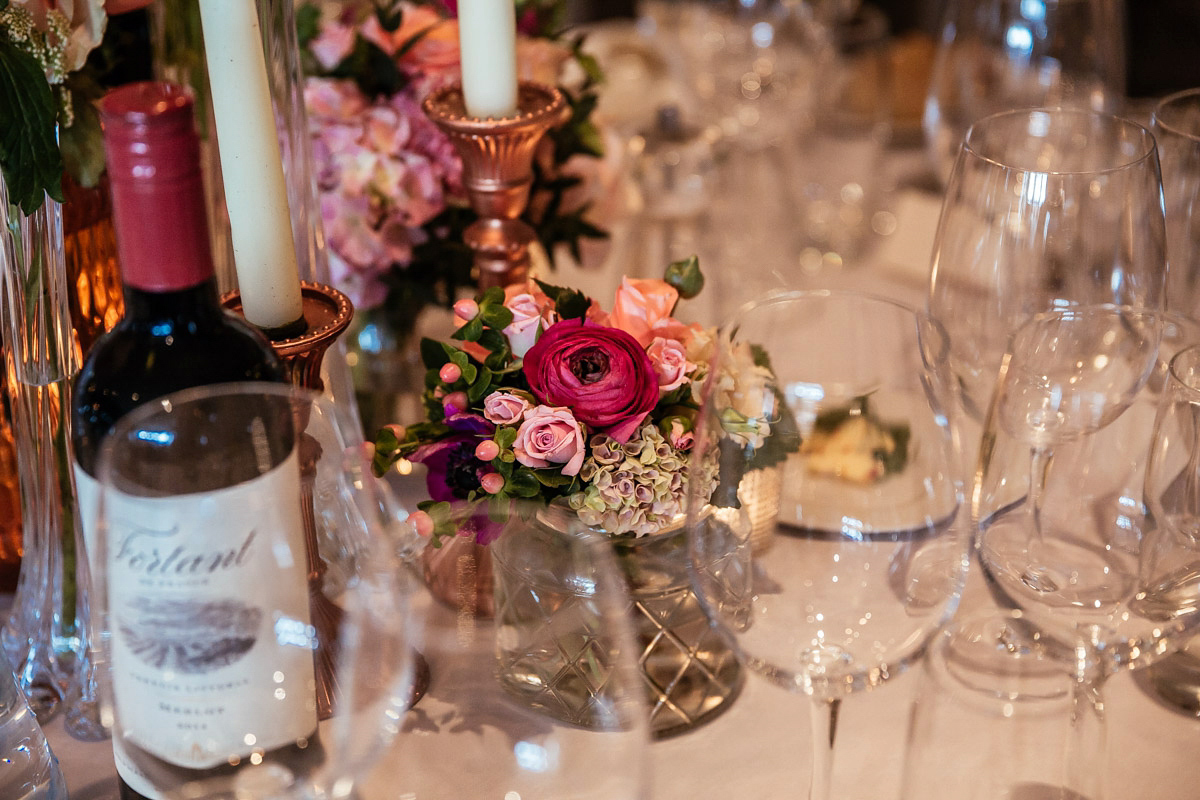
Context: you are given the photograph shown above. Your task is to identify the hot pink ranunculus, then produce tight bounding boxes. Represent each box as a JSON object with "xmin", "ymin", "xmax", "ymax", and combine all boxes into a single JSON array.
[
  {"xmin": 482, "ymin": 391, "xmax": 532, "ymax": 425},
  {"xmin": 523, "ymin": 319, "xmax": 658, "ymax": 443},
  {"xmin": 607, "ymin": 277, "xmax": 681, "ymax": 346},
  {"xmin": 647, "ymin": 336, "xmax": 693, "ymax": 393},
  {"xmin": 513, "ymin": 406, "xmax": 586, "ymax": 476}
]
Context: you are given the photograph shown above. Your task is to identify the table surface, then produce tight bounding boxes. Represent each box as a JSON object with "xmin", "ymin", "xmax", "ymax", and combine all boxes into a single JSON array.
[{"xmin": 35, "ymin": 157, "xmax": 1200, "ymax": 799}]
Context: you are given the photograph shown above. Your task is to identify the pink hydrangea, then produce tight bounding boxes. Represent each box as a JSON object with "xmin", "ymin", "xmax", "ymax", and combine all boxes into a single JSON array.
[{"xmin": 306, "ymin": 77, "xmax": 463, "ymax": 310}]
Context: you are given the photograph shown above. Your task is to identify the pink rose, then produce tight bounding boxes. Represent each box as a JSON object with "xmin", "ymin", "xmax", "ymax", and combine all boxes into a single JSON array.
[
  {"xmin": 503, "ymin": 292, "xmax": 548, "ymax": 357},
  {"xmin": 483, "ymin": 391, "xmax": 532, "ymax": 425},
  {"xmin": 523, "ymin": 319, "xmax": 658, "ymax": 443},
  {"xmin": 668, "ymin": 419, "xmax": 694, "ymax": 451},
  {"xmin": 647, "ymin": 336, "xmax": 693, "ymax": 393},
  {"xmin": 608, "ymin": 277, "xmax": 681, "ymax": 346},
  {"xmin": 513, "ymin": 406, "xmax": 586, "ymax": 476}
]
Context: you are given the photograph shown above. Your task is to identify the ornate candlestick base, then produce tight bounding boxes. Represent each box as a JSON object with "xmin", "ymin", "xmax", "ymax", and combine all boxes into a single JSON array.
[
  {"xmin": 423, "ymin": 81, "xmax": 570, "ymax": 290},
  {"xmin": 222, "ymin": 281, "xmax": 430, "ymax": 716}
]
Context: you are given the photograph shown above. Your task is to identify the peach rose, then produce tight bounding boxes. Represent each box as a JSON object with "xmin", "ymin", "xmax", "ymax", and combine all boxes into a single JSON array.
[{"xmin": 608, "ymin": 277, "xmax": 682, "ymax": 346}]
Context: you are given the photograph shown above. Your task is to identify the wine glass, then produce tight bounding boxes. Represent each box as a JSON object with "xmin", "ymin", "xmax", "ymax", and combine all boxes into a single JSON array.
[
  {"xmin": 359, "ymin": 498, "xmax": 651, "ymax": 800},
  {"xmin": 974, "ymin": 309, "xmax": 1200, "ymax": 800},
  {"xmin": 1151, "ymin": 88, "xmax": 1200, "ymax": 318},
  {"xmin": 928, "ymin": 107, "xmax": 1167, "ymax": 446},
  {"xmin": 1139, "ymin": 87, "xmax": 1200, "ymax": 713},
  {"xmin": 91, "ymin": 382, "xmax": 421, "ymax": 800},
  {"xmin": 687, "ymin": 289, "xmax": 970, "ymax": 800},
  {"xmin": 922, "ymin": 0, "xmax": 1126, "ymax": 185}
]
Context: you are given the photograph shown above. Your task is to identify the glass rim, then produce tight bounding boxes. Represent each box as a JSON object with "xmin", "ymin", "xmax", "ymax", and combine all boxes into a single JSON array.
[
  {"xmin": 95, "ymin": 380, "xmax": 335, "ymax": 474},
  {"xmin": 961, "ymin": 107, "xmax": 1158, "ymax": 176},
  {"xmin": 720, "ymin": 287, "xmax": 950, "ymax": 364},
  {"xmin": 1151, "ymin": 86, "xmax": 1200, "ymax": 144},
  {"xmin": 1168, "ymin": 342, "xmax": 1200, "ymax": 395}
]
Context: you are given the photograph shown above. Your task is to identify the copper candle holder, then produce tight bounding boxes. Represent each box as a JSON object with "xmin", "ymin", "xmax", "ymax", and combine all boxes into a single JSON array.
[
  {"xmin": 222, "ymin": 281, "xmax": 429, "ymax": 717},
  {"xmin": 423, "ymin": 81, "xmax": 571, "ymax": 290}
]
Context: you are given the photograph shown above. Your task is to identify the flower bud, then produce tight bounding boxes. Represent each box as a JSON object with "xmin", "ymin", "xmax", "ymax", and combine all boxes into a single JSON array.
[
  {"xmin": 454, "ymin": 298, "xmax": 480, "ymax": 321},
  {"xmin": 407, "ymin": 510, "xmax": 434, "ymax": 538},
  {"xmin": 664, "ymin": 255, "xmax": 704, "ymax": 299},
  {"xmin": 443, "ymin": 391, "xmax": 469, "ymax": 415},
  {"xmin": 475, "ymin": 440, "xmax": 500, "ymax": 461}
]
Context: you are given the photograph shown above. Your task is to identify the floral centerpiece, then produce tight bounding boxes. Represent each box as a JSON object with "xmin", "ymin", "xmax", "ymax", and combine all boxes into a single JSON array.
[
  {"xmin": 297, "ymin": 0, "xmax": 609, "ymax": 334},
  {"xmin": 370, "ymin": 256, "xmax": 792, "ymax": 545},
  {"xmin": 0, "ymin": 0, "xmax": 152, "ymax": 213}
]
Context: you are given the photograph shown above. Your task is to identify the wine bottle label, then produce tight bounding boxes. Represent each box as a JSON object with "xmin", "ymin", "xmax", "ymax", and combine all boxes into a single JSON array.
[{"xmin": 75, "ymin": 452, "xmax": 318, "ymax": 776}]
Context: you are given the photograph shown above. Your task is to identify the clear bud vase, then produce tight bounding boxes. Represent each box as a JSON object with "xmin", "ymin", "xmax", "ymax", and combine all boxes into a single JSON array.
[{"xmin": 0, "ymin": 180, "xmax": 106, "ymax": 740}]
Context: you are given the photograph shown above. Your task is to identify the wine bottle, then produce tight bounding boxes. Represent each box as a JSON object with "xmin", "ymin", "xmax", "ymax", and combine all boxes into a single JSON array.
[{"xmin": 70, "ymin": 82, "xmax": 308, "ymax": 800}]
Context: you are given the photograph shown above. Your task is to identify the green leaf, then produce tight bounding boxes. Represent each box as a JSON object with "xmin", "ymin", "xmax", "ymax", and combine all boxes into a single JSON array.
[
  {"xmin": 481, "ymin": 304, "xmax": 514, "ymax": 330},
  {"xmin": 295, "ymin": 3, "xmax": 322, "ymax": 47},
  {"xmin": 330, "ymin": 35, "xmax": 406, "ymax": 98},
  {"xmin": 374, "ymin": 0, "xmax": 404, "ymax": 32},
  {"xmin": 507, "ymin": 468, "xmax": 541, "ymax": 498},
  {"xmin": 467, "ymin": 366, "xmax": 494, "ymax": 403},
  {"xmin": 533, "ymin": 470, "xmax": 575, "ymax": 488},
  {"xmin": 420, "ymin": 337, "xmax": 451, "ymax": 370},
  {"xmin": 0, "ymin": 39, "xmax": 64, "ymax": 214},
  {"xmin": 59, "ymin": 93, "xmax": 105, "ymax": 188},
  {"xmin": 451, "ymin": 314, "xmax": 485, "ymax": 342},
  {"xmin": 534, "ymin": 279, "xmax": 590, "ymax": 321},
  {"xmin": 665, "ymin": 255, "xmax": 704, "ymax": 300},
  {"xmin": 496, "ymin": 426, "xmax": 518, "ymax": 450}
]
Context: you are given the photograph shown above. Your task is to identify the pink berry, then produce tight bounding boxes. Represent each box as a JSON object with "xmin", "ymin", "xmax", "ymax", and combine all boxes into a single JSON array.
[
  {"xmin": 408, "ymin": 511, "xmax": 434, "ymax": 538},
  {"xmin": 439, "ymin": 362, "xmax": 462, "ymax": 383},
  {"xmin": 480, "ymin": 473, "xmax": 505, "ymax": 494},
  {"xmin": 475, "ymin": 440, "xmax": 500, "ymax": 461},
  {"xmin": 454, "ymin": 298, "xmax": 480, "ymax": 321},
  {"xmin": 384, "ymin": 424, "xmax": 406, "ymax": 440},
  {"xmin": 443, "ymin": 391, "xmax": 468, "ymax": 414}
]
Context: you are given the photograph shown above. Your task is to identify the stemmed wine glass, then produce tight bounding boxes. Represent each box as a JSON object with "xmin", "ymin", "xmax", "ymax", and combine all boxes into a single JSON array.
[
  {"xmin": 974, "ymin": 309, "xmax": 1200, "ymax": 800},
  {"xmin": 687, "ymin": 289, "xmax": 970, "ymax": 800},
  {"xmin": 91, "ymin": 382, "xmax": 421, "ymax": 800},
  {"xmin": 928, "ymin": 107, "xmax": 1168, "ymax": 455},
  {"xmin": 922, "ymin": 0, "xmax": 1126, "ymax": 185}
]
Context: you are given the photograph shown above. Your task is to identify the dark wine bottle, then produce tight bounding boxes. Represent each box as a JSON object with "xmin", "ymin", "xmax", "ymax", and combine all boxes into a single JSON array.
[{"xmin": 70, "ymin": 82, "xmax": 297, "ymax": 800}]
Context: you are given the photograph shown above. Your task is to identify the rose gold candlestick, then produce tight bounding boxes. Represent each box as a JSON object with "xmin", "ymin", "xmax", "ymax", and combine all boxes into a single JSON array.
[
  {"xmin": 423, "ymin": 81, "xmax": 570, "ymax": 290},
  {"xmin": 222, "ymin": 281, "xmax": 430, "ymax": 716}
]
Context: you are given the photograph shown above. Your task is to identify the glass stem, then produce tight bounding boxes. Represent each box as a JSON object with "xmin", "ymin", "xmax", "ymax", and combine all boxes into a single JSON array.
[
  {"xmin": 1067, "ymin": 650, "xmax": 1107, "ymax": 800},
  {"xmin": 808, "ymin": 697, "xmax": 841, "ymax": 800},
  {"xmin": 1028, "ymin": 445, "xmax": 1054, "ymax": 546}
]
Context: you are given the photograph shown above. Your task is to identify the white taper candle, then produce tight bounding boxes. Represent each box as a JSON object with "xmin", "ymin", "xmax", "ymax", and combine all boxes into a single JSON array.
[
  {"xmin": 199, "ymin": 0, "xmax": 305, "ymax": 331},
  {"xmin": 457, "ymin": 0, "xmax": 519, "ymax": 119}
]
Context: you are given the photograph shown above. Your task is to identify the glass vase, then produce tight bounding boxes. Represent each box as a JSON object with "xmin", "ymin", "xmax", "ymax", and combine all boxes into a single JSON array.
[
  {"xmin": 490, "ymin": 504, "xmax": 744, "ymax": 739},
  {"xmin": 0, "ymin": 183, "xmax": 78, "ymax": 720}
]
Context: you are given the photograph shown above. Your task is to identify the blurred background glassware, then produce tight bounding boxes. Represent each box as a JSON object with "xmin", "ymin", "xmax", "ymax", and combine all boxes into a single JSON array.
[
  {"xmin": 0, "ymin": 652, "xmax": 67, "ymax": 800},
  {"xmin": 1151, "ymin": 87, "xmax": 1200, "ymax": 319},
  {"xmin": 93, "ymin": 383, "xmax": 418, "ymax": 800},
  {"xmin": 922, "ymin": 0, "xmax": 1127, "ymax": 186},
  {"xmin": 688, "ymin": 289, "xmax": 970, "ymax": 800},
  {"xmin": 360, "ymin": 499, "xmax": 651, "ymax": 800},
  {"xmin": 899, "ymin": 610, "xmax": 1082, "ymax": 800},
  {"xmin": 792, "ymin": 3, "xmax": 893, "ymax": 273},
  {"xmin": 973, "ymin": 309, "xmax": 1200, "ymax": 800},
  {"xmin": 928, "ymin": 108, "xmax": 1166, "ymax": 445}
]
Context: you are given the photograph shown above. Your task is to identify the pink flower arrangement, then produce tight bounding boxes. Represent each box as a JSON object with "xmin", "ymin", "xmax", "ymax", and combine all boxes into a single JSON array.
[
  {"xmin": 299, "ymin": 0, "xmax": 608, "ymax": 326},
  {"xmin": 373, "ymin": 258, "xmax": 722, "ymax": 540}
]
